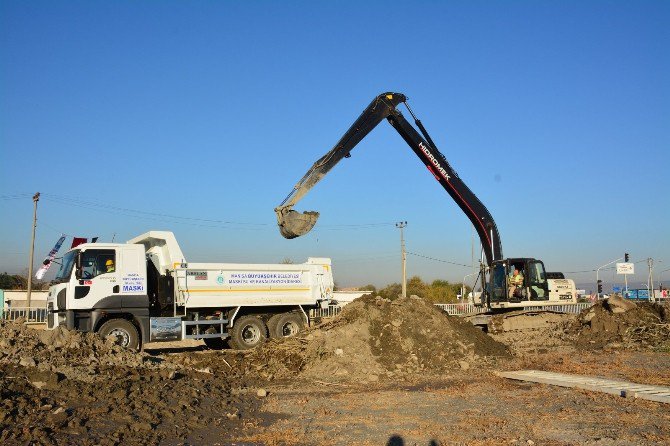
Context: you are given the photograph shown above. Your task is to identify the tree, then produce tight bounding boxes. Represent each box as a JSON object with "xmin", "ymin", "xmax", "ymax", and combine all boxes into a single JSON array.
[
  {"xmin": 0, "ymin": 272, "xmax": 16, "ymax": 289},
  {"xmin": 0, "ymin": 273, "xmax": 29, "ymax": 290},
  {"xmin": 378, "ymin": 282, "xmax": 402, "ymax": 300},
  {"xmin": 407, "ymin": 276, "xmax": 429, "ymax": 298},
  {"xmin": 374, "ymin": 277, "xmax": 470, "ymax": 304}
]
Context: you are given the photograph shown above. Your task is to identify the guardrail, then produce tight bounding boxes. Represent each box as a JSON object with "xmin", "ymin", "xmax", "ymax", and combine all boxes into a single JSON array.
[
  {"xmin": 1, "ymin": 306, "xmax": 48, "ymax": 323},
  {"xmin": 524, "ymin": 302, "xmax": 593, "ymax": 314},
  {"xmin": 435, "ymin": 303, "xmax": 488, "ymax": 315},
  {"xmin": 312, "ymin": 301, "xmax": 595, "ymax": 320},
  {"xmin": 310, "ymin": 306, "xmax": 342, "ymax": 319},
  {"xmin": 4, "ymin": 301, "xmax": 595, "ymax": 325}
]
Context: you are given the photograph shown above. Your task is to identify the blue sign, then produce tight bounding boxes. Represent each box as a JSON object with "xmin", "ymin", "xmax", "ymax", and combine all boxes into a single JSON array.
[{"xmin": 613, "ymin": 286, "xmax": 621, "ymax": 292}]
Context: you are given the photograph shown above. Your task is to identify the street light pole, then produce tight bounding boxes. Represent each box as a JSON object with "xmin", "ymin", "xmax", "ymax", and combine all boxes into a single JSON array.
[
  {"xmin": 462, "ymin": 272, "xmax": 478, "ymax": 304},
  {"xmin": 396, "ymin": 221, "xmax": 407, "ymax": 298},
  {"xmin": 26, "ymin": 192, "xmax": 40, "ymax": 311},
  {"xmin": 596, "ymin": 256, "xmax": 623, "ymax": 299}
]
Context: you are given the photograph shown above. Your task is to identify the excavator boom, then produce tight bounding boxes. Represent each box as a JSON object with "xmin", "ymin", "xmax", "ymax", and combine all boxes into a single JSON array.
[{"xmin": 275, "ymin": 92, "xmax": 503, "ymax": 266}]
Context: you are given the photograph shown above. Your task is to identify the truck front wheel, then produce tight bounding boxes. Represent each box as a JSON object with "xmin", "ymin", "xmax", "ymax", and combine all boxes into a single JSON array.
[
  {"xmin": 98, "ymin": 319, "xmax": 140, "ymax": 350},
  {"xmin": 228, "ymin": 315, "xmax": 268, "ymax": 350}
]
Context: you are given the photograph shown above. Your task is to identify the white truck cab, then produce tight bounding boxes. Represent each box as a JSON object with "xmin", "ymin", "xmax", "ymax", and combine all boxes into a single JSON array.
[{"xmin": 48, "ymin": 231, "xmax": 334, "ymax": 350}]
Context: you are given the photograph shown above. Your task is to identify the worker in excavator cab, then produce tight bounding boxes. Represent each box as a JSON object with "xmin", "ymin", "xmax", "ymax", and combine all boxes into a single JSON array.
[{"xmin": 508, "ymin": 268, "xmax": 524, "ymax": 298}]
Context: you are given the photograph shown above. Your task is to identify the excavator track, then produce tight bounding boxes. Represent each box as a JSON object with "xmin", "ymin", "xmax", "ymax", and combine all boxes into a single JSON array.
[{"xmin": 465, "ymin": 310, "xmax": 572, "ymax": 334}]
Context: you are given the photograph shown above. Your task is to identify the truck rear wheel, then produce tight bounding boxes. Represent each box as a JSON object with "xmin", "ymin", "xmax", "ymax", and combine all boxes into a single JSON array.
[
  {"xmin": 228, "ymin": 315, "xmax": 267, "ymax": 350},
  {"xmin": 266, "ymin": 313, "xmax": 283, "ymax": 339},
  {"xmin": 98, "ymin": 319, "xmax": 140, "ymax": 350},
  {"xmin": 272, "ymin": 312, "xmax": 305, "ymax": 338}
]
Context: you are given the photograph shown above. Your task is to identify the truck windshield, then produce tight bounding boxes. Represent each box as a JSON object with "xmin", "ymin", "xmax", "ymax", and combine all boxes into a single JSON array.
[{"xmin": 53, "ymin": 250, "xmax": 78, "ymax": 283}]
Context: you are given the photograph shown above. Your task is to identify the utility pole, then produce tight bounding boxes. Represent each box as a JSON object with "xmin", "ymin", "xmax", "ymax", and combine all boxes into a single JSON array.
[
  {"xmin": 648, "ymin": 258, "xmax": 654, "ymax": 302},
  {"xmin": 396, "ymin": 221, "xmax": 407, "ymax": 298},
  {"xmin": 26, "ymin": 192, "xmax": 40, "ymax": 311}
]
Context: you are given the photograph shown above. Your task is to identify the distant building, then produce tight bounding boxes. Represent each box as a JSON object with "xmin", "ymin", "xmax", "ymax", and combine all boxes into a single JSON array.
[{"xmin": 332, "ymin": 290, "xmax": 373, "ymax": 306}]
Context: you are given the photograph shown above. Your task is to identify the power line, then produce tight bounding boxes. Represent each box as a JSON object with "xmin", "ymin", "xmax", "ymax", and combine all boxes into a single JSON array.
[
  {"xmin": 42, "ymin": 194, "xmax": 269, "ymax": 227},
  {"xmin": 406, "ymin": 251, "xmax": 471, "ymax": 268},
  {"xmin": 0, "ymin": 193, "xmax": 33, "ymax": 201},
  {"xmin": 38, "ymin": 193, "xmax": 396, "ymax": 231}
]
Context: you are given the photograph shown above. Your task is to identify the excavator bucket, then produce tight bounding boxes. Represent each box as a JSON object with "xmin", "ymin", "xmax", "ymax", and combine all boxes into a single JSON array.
[{"xmin": 275, "ymin": 208, "xmax": 320, "ymax": 239}]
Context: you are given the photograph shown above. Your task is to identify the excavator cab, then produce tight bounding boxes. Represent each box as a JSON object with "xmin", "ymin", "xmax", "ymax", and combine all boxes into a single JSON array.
[{"xmin": 487, "ymin": 258, "xmax": 549, "ymax": 307}]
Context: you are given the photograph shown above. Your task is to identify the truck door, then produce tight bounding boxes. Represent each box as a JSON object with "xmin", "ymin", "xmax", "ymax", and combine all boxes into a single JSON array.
[
  {"xmin": 118, "ymin": 246, "xmax": 148, "ymax": 308},
  {"xmin": 70, "ymin": 248, "xmax": 120, "ymax": 310}
]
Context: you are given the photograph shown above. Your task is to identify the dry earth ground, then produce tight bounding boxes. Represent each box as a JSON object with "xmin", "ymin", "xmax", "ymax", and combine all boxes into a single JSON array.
[{"xmin": 2, "ymin": 300, "xmax": 669, "ymax": 445}]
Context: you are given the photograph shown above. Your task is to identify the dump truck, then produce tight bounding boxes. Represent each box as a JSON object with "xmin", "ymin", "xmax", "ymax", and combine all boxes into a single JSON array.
[{"xmin": 46, "ymin": 231, "xmax": 334, "ymax": 349}]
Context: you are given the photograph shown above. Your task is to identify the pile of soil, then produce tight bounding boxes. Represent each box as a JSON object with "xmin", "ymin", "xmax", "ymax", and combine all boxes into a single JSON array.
[
  {"xmin": 0, "ymin": 320, "xmax": 256, "ymax": 445},
  {"xmin": 570, "ymin": 300, "xmax": 670, "ymax": 350},
  {"xmin": 246, "ymin": 295, "xmax": 510, "ymax": 383},
  {"xmin": 0, "ymin": 319, "xmax": 171, "ymax": 382}
]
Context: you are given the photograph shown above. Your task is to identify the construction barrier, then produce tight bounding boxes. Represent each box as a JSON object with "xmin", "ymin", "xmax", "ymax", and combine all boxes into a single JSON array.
[
  {"xmin": 312, "ymin": 302, "xmax": 595, "ymax": 320},
  {"xmin": 5, "ymin": 302, "xmax": 594, "ymax": 325},
  {"xmin": 310, "ymin": 306, "xmax": 342, "ymax": 319},
  {"xmin": 1, "ymin": 306, "xmax": 48, "ymax": 323}
]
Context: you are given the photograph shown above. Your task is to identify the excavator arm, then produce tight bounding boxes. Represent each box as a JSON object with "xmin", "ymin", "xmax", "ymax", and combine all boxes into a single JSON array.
[{"xmin": 275, "ymin": 92, "xmax": 503, "ymax": 266}]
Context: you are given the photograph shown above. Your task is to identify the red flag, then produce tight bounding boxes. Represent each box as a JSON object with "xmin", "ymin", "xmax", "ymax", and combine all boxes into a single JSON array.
[{"xmin": 71, "ymin": 237, "xmax": 87, "ymax": 248}]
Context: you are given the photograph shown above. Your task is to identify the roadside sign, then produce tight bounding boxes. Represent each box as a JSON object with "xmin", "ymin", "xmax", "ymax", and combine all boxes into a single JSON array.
[
  {"xmin": 613, "ymin": 286, "xmax": 621, "ymax": 292},
  {"xmin": 616, "ymin": 263, "xmax": 634, "ymax": 275}
]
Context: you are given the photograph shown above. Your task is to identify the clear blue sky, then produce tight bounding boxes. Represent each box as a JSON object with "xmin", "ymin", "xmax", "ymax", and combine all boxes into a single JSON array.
[{"xmin": 1, "ymin": 1, "xmax": 668, "ymax": 290}]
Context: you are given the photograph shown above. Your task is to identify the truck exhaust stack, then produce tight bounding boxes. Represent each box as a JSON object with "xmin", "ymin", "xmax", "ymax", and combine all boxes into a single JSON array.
[{"xmin": 275, "ymin": 208, "xmax": 320, "ymax": 239}]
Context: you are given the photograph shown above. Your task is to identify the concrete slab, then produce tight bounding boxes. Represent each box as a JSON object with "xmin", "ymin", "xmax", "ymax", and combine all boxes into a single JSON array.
[{"xmin": 498, "ymin": 369, "xmax": 670, "ymax": 404}]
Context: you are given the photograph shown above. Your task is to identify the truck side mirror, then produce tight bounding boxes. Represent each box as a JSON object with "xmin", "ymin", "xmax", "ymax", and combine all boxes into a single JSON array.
[{"xmin": 75, "ymin": 252, "xmax": 82, "ymax": 279}]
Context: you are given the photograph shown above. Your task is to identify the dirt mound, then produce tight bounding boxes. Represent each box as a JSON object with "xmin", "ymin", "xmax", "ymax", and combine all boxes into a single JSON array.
[
  {"xmin": 246, "ymin": 295, "xmax": 510, "ymax": 382},
  {"xmin": 0, "ymin": 320, "xmax": 257, "ymax": 445},
  {"xmin": 0, "ymin": 319, "xmax": 171, "ymax": 382},
  {"xmin": 570, "ymin": 300, "xmax": 670, "ymax": 350}
]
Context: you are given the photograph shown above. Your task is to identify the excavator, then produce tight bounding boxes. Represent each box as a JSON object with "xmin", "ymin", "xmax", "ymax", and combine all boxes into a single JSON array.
[{"xmin": 275, "ymin": 92, "xmax": 575, "ymax": 311}]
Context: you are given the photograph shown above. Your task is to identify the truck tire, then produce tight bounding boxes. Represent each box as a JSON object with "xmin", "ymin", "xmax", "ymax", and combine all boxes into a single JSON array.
[
  {"xmin": 98, "ymin": 319, "xmax": 140, "ymax": 350},
  {"xmin": 228, "ymin": 315, "xmax": 267, "ymax": 350},
  {"xmin": 266, "ymin": 313, "xmax": 283, "ymax": 339},
  {"xmin": 272, "ymin": 312, "xmax": 305, "ymax": 338},
  {"xmin": 203, "ymin": 337, "xmax": 227, "ymax": 350}
]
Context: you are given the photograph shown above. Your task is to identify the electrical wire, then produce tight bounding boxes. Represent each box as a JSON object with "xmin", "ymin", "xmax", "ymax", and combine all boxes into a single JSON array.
[
  {"xmin": 38, "ymin": 193, "xmax": 396, "ymax": 231},
  {"xmin": 0, "ymin": 193, "xmax": 33, "ymax": 201},
  {"xmin": 42, "ymin": 193, "xmax": 269, "ymax": 227},
  {"xmin": 406, "ymin": 252, "xmax": 471, "ymax": 268}
]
